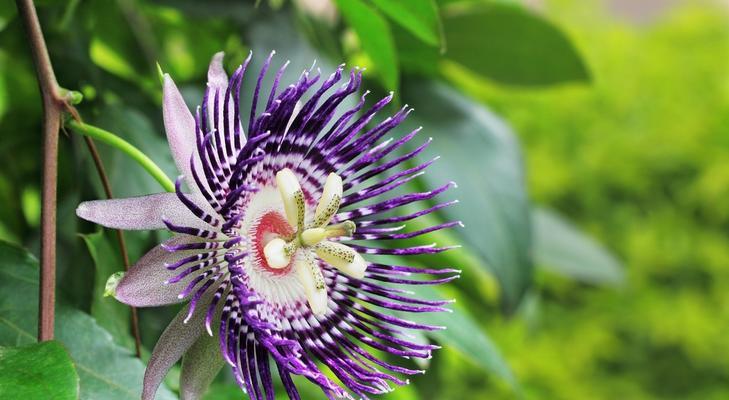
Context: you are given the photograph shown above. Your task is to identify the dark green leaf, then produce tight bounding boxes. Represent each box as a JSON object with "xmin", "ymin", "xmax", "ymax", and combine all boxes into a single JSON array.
[
  {"xmin": 0, "ymin": 341, "xmax": 79, "ymax": 400},
  {"xmin": 90, "ymin": 37, "xmax": 138, "ymax": 81},
  {"xmin": 81, "ymin": 230, "xmax": 134, "ymax": 350},
  {"xmin": 442, "ymin": 3, "xmax": 589, "ymax": 85},
  {"xmin": 0, "ymin": 1, "xmax": 17, "ymax": 32},
  {"xmin": 403, "ymin": 81, "xmax": 532, "ymax": 311},
  {"xmin": 370, "ymin": 0, "xmax": 442, "ymax": 47},
  {"xmin": 86, "ymin": 1, "xmax": 149, "ymax": 83},
  {"xmin": 533, "ymin": 207, "xmax": 624, "ymax": 285},
  {"xmin": 406, "ymin": 285, "xmax": 516, "ymax": 388},
  {"xmin": 392, "ymin": 22, "xmax": 441, "ymax": 77},
  {"xmin": 334, "ymin": 0, "xmax": 399, "ymax": 90},
  {"xmin": 0, "ymin": 240, "xmax": 176, "ymax": 400}
]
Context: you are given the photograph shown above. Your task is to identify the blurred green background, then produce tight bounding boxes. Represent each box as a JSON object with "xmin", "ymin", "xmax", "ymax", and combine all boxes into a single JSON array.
[{"xmin": 1, "ymin": 0, "xmax": 728, "ymax": 399}]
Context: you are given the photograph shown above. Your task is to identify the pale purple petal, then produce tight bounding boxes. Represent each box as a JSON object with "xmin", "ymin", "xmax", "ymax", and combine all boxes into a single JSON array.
[
  {"xmin": 207, "ymin": 51, "xmax": 228, "ymax": 89},
  {"xmin": 76, "ymin": 193, "xmax": 214, "ymax": 231},
  {"xmin": 180, "ymin": 329, "xmax": 225, "ymax": 400},
  {"xmin": 163, "ymin": 75, "xmax": 196, "ymax": 180},
  {"xmin": 164, "ymin": 74, "xmax": 215, "ymax": 210},
  {"xmin": 142, "ymin": 288, "xmax": 214, "ymax": 400},
  {"xmin": 115, "ymin": 236, "xmax": 203, "ymax": 307}
]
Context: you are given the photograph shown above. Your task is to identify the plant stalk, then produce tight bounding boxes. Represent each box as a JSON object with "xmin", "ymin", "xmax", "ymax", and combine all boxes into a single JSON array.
[
  {"xmin": 16, "ymin": 0, "xmax": 61, "ymax": 342},
  {"xmin": 67, "ymin": 120, "xmax": 175, "ymax": 192}
]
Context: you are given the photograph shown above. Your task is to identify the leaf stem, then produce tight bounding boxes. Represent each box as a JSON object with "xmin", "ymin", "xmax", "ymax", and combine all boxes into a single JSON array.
[
  {"xmin": 16, "ymin": 0, "xmax": 61, "ymax": 342},
  {"xmin": 67, "ymin": 120, "xmax": 175, "ymax": 193}
]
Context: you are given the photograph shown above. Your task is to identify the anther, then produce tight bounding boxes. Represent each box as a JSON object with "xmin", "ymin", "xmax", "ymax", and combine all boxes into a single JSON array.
[
  {"xmin": 295, "ymin": 253, "xmax": 328, "ymax": 316},
  {"xmin": 276, "ymin": 168, "xmax": 305, "ymax": 230},
  {"xmin": 313, "ymin": 173, "xmax": 343, "ymax": 227},
  {"xmin": 313, "ymin": 241, "xmax": 367, "ymax": 279}
]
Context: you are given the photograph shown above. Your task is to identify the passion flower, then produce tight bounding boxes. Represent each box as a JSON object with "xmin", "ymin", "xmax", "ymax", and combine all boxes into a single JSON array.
[{"xmin": 77, "ymin": 51, "xmax": 459, "ymax": 400}]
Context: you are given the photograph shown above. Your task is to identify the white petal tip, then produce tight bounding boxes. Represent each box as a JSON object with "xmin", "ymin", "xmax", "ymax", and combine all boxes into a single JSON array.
[{"xmin": 75, "ymin": 202, "xmax": 89, "ymax": 219}]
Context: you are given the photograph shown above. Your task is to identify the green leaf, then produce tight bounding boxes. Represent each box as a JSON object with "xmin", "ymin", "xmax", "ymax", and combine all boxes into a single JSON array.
[
  {"xmin": 335, "ymin": 0, "xmax": 399, "ymax": 90},
  {"xmin": 403, "ymin": 81, "xmax": 532, "ymax": 311},
  {"xmin": 81, "ymin": 231, "xmax": 134, "ymax": 350},
  {"xmin": 406, "ymin": 285, "xmax": 516, "ymax": 388},
  {"xmin": 90, "ymin": 37, "xmax": 138, "ymax": 81},
  {"xmin": 442, "ymin": 3, "xmax": 589, "ymax": 85},
  {"xmin": 0, "ymin": 240, "xmax": 176, "ymax": 400},
  {"xmin": 0, "ymin": 1, "xmax": 17, "ymax": 32},
  {"xmin": 0, "ymin": 341, "xmax": 79, "ymax": 400},
  {"xmin": 87, "ymin": 1, "xmax": 149, "ymax": 83},
  {"xmin": 370, "ymin": 0, "xmax": 442, "ymax": 48},
  {"xmin": 533, "ymin": 207, "xmax": 624, "ymax": 285}
]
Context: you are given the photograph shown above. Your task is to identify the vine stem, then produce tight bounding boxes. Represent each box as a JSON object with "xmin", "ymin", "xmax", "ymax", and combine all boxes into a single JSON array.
[
  {"xmin": 17, "ymin": 0, "xmax": 146, "ymax": 354},
  {"xmin": 17, "ymin": 0, "xmax": 61, "ymax": 342}
]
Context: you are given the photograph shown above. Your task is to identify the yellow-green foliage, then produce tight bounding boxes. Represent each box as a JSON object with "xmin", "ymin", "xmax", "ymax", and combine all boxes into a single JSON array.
[{"xmin": 437, "ymin": 1, "xmax": 729, "ymax": 399}]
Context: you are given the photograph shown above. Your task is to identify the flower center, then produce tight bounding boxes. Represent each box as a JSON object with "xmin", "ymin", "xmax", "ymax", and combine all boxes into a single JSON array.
[
  {"xmin": 260, "ymin": 168, "xmax": 366, "ymax": 316},
  {"xmin": 254, "ymin": 211, "xmax": 295, "ymax": 275}
]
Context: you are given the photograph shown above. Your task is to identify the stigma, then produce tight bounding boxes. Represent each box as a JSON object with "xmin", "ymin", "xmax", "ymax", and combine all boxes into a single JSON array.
[{"xmin": 263, "ymin": 168, "xmax": 365, "ymax": 316}]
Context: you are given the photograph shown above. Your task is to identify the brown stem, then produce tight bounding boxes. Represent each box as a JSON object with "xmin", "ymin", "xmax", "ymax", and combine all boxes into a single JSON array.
[
  {"xmin": 17, "ymin": 1, "xmax": 144, "ymax": 353},
  {"xmin": 81, "ymin": 136, "xmax": 142, "ymax": 357},
  {"xmin": 17, "ymin": 0, "xmax": 61, "ymax": 342}
]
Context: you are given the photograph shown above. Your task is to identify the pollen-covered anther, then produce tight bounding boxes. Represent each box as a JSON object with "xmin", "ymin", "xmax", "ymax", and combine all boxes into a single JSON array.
[
  {"xmin": 276, "ymin": 168, "xmax": 305, "ymax": 230},
  {"xmin": 314, "ymin": 241, "xmax": 367, "ymax": 279},
  {"xmin": 295, "ymin": 253, "xmax": 328, "ymax": 316},
  {"xmin": 313, "ymin": 172, "xmax": 343, "ymax": 227}
]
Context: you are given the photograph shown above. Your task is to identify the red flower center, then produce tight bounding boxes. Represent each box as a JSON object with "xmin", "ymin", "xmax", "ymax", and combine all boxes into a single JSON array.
[{"xmin": 253, "ymin": 210, "xmax": 295, "ymax": 275}]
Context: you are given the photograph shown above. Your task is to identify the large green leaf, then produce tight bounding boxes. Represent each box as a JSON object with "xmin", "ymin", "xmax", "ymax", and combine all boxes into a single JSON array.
[
  {"xmin": 86, "ymin": 1, "xmax": 151, "ymax": 84},
  {"xmin": 81, "ymin": 230, "xmax": 134, "ymax": 350},
  {"xmin": 0, "ymin": 240, "xmax": 175, "ymax": 400},
  {"xmin": 402, "ymin": 81, "xmax": 532, "ymax": 311},
  {"xmin": 533, "ymin": 207, "xmax": 624, "ymax": 285},
  {"xmin": 0, "ymin": 341, "xmax": 79, "ymax": 399},
  {"xmin": 442, "ymin": 3, "xmax": 589, "ymax": 85},
  {"xmin": 406, "ymin": 285, "xmax": 516, "ymax": 388},
  {"xmin": 370, "ymin": 0, "xmax": 442, "ymax": 48},
  {"xmin": 334, "ymin": 0, "xmax": 399, "ymax": 90},
  {"xmin": 90, "ymin": 37, "xmax": 138, "ymax": 81}
]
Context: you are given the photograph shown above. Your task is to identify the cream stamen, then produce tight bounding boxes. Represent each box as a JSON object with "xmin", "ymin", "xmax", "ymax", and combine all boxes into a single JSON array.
[
  {"xmin": 295, "ymin": 253, "xmax": 328, "ymax": 316},
  {"xmin": 265, "ymin": 169, "xmax": 367, "ymax": 314}
]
